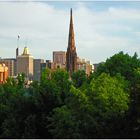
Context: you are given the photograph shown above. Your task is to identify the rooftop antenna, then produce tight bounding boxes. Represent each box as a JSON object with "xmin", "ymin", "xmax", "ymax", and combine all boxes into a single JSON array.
[{"xmin": 16, "ymin": 35, "xmax": 20, "ymax": 58}]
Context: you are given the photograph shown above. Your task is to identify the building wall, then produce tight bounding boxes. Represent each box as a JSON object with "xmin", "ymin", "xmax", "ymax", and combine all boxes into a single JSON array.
[
  {"xmin": 0, "ymin": 59, "xmax": 16, "ymax": 76},
  {"xmin": 93, "ymin": 64, "xmax": 99, "ymax": 72},
  {"xmin": 77, "ymin": 57, "xmax": 92, "ymax": 76},
  {"xmin": 28, "ymin": 56, "xmax": 34, "ymax": 79},
  {"xmin": 40, "ymin": 63, "xmax": 48, "ymax": 72},
  {"xmin": 33, "ymin": 59, "xmax": 44, "ymax": 81},
  {"xmin": 46, "ymin": 60, "xmax": 52, "ymax": 69},
  {"xmin": 17, "ymin": 55, "xmax": 33, "ymax": 80},
  {"xmin": 14, "ymin": 60, "xmax": 17, "ymax": 76},
  {"xmin": 53, "ymin": 51, "xmax": 66, "ymax": 69},
  {"xmin": 0, "ymin": 64, "xmax": 8, "ymax": 84}
]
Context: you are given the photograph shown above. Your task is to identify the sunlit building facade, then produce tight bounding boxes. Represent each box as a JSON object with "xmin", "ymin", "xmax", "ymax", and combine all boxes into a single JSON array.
[
  {"xmin": 53, "ymin": 51, "xmax": 66, "ymax": 69},
  {"xmin": 17, "ymin": 47, "xmax": 33, "ymax": 80},
  {"xmin": 77, "ymin": 57, "xmax": 93, "ymax": 76},
  {"xmin": 0, "ymin": 63, "xmax": 8, "ymax": 83},
  {"xmin": 0, "ymin": 58, "xmax": 16, "ymax": 77}
]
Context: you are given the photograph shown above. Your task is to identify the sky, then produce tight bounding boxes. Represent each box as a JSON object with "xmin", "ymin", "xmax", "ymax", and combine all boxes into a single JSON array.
[{"xmin": 0, "ymin": 1, "xmax": 140, "ymax": 63}]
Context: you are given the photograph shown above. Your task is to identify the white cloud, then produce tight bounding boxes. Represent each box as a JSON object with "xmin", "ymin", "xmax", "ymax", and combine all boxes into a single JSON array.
[{"xmin": 0, "ymin": 2, "xmax": 140, "ymax": 63}]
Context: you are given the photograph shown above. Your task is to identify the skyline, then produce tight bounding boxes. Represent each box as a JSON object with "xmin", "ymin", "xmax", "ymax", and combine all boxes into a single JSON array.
[{"xmin": 0, "ymin": 1, "xmax": 140, "ymax": 63}]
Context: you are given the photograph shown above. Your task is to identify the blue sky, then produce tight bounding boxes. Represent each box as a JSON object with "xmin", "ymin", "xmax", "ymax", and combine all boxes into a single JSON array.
[
  {"xmin": 0, "ymin": 1, "xmax": 140, "ymax": 63},
  {"xmin": 46, "ymin": 1, "xmax": 140, "ymax": 11}
]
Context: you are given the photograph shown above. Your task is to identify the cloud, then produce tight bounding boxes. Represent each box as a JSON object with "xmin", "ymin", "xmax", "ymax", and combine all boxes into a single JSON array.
[{"xmin": 0, "ymin": 2, "xmax": 140, "ymax": 63}]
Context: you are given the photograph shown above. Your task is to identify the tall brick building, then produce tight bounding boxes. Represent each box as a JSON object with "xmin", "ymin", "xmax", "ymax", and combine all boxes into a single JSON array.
[
  {"xmin": 0, "ymin": 63, "xmax": 8, "ymax": 84},
  {"xmin": 0, "ymin": 58, "xmax": 16, "ymax": 77},
  {"xmin": 66, "ymin": 8, "xmax": 77, "ymax": 76},
  {"xmin": 53, "ymin": 51, "xmax": 66, "ymax": 69},
  {"xmin": 17, "ymin": 47, "xmax": 33, "ymax": 81}
]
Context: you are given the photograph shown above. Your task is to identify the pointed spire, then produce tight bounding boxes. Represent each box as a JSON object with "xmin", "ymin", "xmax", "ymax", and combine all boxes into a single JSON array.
[
  {"xmin": 68, "ymin": 8, "xmax": 75, "ymax": 50},
  {"xmin": 70, "ymin": 8, "xmax": 73, "ymax": 28},
  {"xmin": 66, "ymin": 8, "xmax": 77, "ymax": 77},
  {"xmin": 70, "ymin": 8, "xmax": 72, "ymax": 21}
]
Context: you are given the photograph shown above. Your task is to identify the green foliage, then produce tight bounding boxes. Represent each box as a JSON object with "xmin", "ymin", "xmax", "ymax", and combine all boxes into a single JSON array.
[
  {"xmin": 40, "ymin": 68, "xmax": 50, "ymax": 84},
  {"xmin": 22, "ymin": 115, "xmax": 37, "ymax": 138},
  {"xmin": 95, "ymin": 52, "xmax": 140, "ymax": 138},
  {"xmin": 51, "ymin": 69, "xmax": 71, "ymax": 102},
  {"xmin": 123, "ymin": 67, "xmax": 140, "ymax": 138},
  {"xmin": 49, "ymin": 72, "xmax": 129, "ymax": 138},
  {"xmin": 1, "ymin": 115, "xmax": 20, "ymax": 138},
  {"xmin": 96, "ymin": 52, "xmax": 140, "ymax": 81},
  {"xmin": 17, "ymin": 73, "xmax": 26, "ymax": 88},
  {"xmin": 48, "ymin": 105, "xmax": 80, "ymax": 138},
  {"xmin": 0, "ymin": 53, "xmax": 140, "ymax": 138},
  {"xmin": 72, "ymin": 70, "xmax": 87, "ymax": 88},
  {"xmin": 89, "ymin": 73, "xmax": 129, "ymax": 117}
]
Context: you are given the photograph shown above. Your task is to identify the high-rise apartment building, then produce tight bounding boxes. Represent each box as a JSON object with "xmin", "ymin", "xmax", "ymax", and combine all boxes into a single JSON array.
[
  {"xmin": 66, "ymin": 9, "xmax": 77, "ymax": 76},
  {"xmin": 53, "ymin": 51, "xmax": 66, "ymax": 69},
  {"xmin": 77, "ymin": 57, "xmax": 93, "ymax": 76},
  {"xmin": 0, "ymin": 63, "xmax": 8, "ymax": 83},
  {"xmin": 0, "ymin": 58, "xmax": 16, "ymax": 77},
  {"xmin": 33, "ymin": 59, "xmax": 44, "ymax": 81},
  {"xmin": 17, "ymin": 47, "xmax": 33, "ymax": 80}
]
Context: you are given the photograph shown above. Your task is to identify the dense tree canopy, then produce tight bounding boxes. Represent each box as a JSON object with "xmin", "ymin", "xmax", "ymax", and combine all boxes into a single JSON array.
[
  {"xmin": 0, "ymin": 52, "xmax": 140, "ymax": 138},
  {"xmin": 96, "ymin": 52, "xmax": 140, "ymax": 82},
  {"xmin": 48, "ymin": 73, "xmax": 129, "ymax": 138}
]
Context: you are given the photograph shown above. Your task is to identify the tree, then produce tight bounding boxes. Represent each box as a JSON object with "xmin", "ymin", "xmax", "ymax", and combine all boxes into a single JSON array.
[
  {"xmin": 26, "ymin": 69, "xmax": 65, "ymax": 138},
  {"xmin": 48, "ymin": 73, "xmax": 129, "ymax": 138},
  {"xmin": 87, "ymin": 73, "xmax": 129, "ymax": 138},
  {"xmin": 96, "ymin": 52, "xmax": 140, "ymax": 82},
  {"xmin": 22, "ymin": 115, "xmax": 37, "ymax": 138},
  {"xmin": 89, "ymin": 73, "xmax": 129, "ymax": 116},
  {"xmin": 17, "ymin": 73, "xmax": 26, "ymax": 88},
  {"xmin": 95, "ymin": 52, "xmax": 140, "ymax": 138},
  {"xmin": 51, "ymin": 69, "xmax": 71, "ymax": 102},
  {"xmin": 122, "ymin": 67, "xmax": 140, "ymax": 138},
  {"xmin": 48, "ymin": 105, "xmax": 80, "ymax": 138},
  {"xmin": 40, "ymin": 68, "xmax": 50, "ymax": 84},
  {"xmin": 72, "ymin": 70, "xmax": 87, "ymax": 88},
  {"xmin": 0, "ymin": 52, "xmax": 138, "ymax": 138}
]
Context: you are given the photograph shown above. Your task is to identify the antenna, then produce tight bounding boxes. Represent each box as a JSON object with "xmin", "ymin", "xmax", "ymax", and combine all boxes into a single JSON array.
[{"xmin": 16, "ymin": 35, "xmax": 20, "ymax": 58}]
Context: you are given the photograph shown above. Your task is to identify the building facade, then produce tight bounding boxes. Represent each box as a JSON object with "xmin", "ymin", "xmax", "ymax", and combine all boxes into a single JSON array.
[
  {"xmin": 66, "ymin": 9, "xmax": 77, "ymax": 76},
  {"xmin": 0, "ymin": 58, "xmax": 16, "ymax": 77},
  {"xmin": 93, "ymin": 63, "xmax": 99, "ymax": 72},
  {"xmin": 33, "ymin": 59, "xmax": 44, "ymax": 81},
  {"xmin": 46, "ymin": 60, "xmax": 52, "ymax": 69},
  {"xmin": 77, "ymin": 57, "xmax": 93, "ymax": 76},
  {"xmin": 53, "ymin": 51, "xmax": 66, "ymax": 69},
  {"xmin": 17, "ymin": 47, "xmax": 33, "ymax": 80},
  {"xmin": 0, "ymin": 63, "xmax": 8, "ymax": 83}
]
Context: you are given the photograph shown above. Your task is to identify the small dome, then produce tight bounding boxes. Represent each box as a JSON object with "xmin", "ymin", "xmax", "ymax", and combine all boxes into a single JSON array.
[{"xmin": 23, "ymin": 47, "xmax": 29, "ymax": 55}]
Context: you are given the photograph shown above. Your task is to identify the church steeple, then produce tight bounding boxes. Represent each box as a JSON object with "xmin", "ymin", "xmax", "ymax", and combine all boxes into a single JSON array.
[
  {"xmin": 66, "ymin": 8, "xmax": 77, "ymax": 76},
  {"xmin": 68, "ymin": 8, "xmax": 75, "ymax": 50},
  {"xmin": 70, "ymin": 8, "xmax": 73, "ymax": 23}
]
